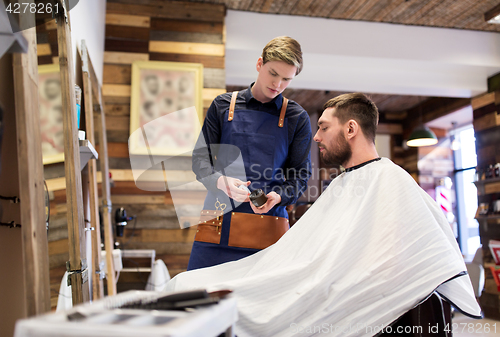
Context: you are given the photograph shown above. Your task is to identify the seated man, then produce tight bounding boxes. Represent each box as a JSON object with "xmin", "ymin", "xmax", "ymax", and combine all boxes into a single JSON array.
[{"xmin": 167, "ymin": 93, "xmax": 481, "ymax": 336}]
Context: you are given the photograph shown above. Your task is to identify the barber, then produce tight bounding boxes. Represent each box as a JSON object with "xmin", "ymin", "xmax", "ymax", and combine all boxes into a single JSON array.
[{"xmin": 189, "ymin": 36, "xmax": 312, "ymax": 270}]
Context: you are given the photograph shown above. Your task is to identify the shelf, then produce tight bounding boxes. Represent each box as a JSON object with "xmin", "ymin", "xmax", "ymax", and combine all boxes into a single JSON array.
[
  {"xmin": 79, "ymin": 139, "xmax": 98, "ymax": 171},
  {"xmin": 474, "ymin": 177, "xmax": 500, "ymax": 195},
  {"xmin": 474, "ymin": 177, "xmax": 500, "ymax": 186},
  {"xmin": 484, "ymin": 263, "xmax": 500, "ymax": 268},
  {"xmin": 120, "ymin": 249, "xmax": 155, "ymax": 275},
  {"xmin": 121, "ymin": 267, "xmax": 152, "ymax": 273},
  {"xmin": 476, "ymin": 214, "xmax": 500, "ymax": 221}
]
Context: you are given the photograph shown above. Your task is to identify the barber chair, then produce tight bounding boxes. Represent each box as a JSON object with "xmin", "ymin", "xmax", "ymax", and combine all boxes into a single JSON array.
[
  {"xmin": 378, "ymin": 293, "xmax": 451, "ymax": 337},
  {"xmin": 289, "ymin": 203, "xmax": 312, "ymax": 227},
  {"xmin": 465, "ymin": 247, "xmax": 484, "ymax": 298}
]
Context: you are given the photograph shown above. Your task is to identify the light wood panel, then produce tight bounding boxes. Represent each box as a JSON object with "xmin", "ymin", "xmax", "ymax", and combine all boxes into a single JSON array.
[
  {"xmin": 102, "ymin": 84, "xmax": 131, "ymax": 97},
  {"xmin": 103, "ymin": 64, "xmax": 131, "ymax": 84},
  {"xmin": 472, "ymin": 92, "xmax": 496, "ymax": 110},
  {"xmin": 106, "ymin": 13, "xmax": 151, "ymax": 27},
  {"xmin": 149, "ymin": 41, "xmax": 225, "ymax": 56},
  {"xmin": 13, "ymin": 24, "xmax": 51, "ymax": 316},
  {"xmin": 149, "ymin": 52, "xmax": 224, "ymax": 68},
  {"xmin": 203, "ymin": 88, "xmax": 226, "ymax": 108},
  {"xmin": 96, "ymin": 106, "xmax": 118, "ymax": 295},
  {"xmin": 37, "ymin": 43, "xmax": 51, "ymax": 56},
  {"xmin": 104, "ymin": 51, "xmax": 149, "ymax": 64},
  {"xmin": 81, "ymin": 40, "xmax": 104, "ymax": 300},
  {"xmin": 57, "ymin": 9, "xmax": 89, "ymax": 304}
]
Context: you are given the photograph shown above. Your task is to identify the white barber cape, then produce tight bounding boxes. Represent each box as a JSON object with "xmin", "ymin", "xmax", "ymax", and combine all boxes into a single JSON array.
[{"xmin": 167, "ymin": 157, "xmax": 481, "ymax": 336}]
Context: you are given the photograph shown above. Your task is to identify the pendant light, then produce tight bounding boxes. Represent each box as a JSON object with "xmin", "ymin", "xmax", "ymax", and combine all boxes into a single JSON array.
[{"xmin": 406, "ymin": 97, "xmax": 438, "ymax": 147}]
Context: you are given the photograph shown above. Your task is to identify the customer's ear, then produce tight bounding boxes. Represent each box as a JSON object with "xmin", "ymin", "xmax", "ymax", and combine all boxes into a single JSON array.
[{"xmin": 346, "ymin": 120, "xmax": 359, "ymax": 139}]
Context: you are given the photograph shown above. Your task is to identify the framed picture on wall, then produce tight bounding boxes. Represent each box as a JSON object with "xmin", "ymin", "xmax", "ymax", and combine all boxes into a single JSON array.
[
  {"xmin": 129, "ymin": 61, "xmax": 204, "ymax": 157},
  {"xmin": 38, "ymin": 63, "xmax": 64, "ymax": 165}
]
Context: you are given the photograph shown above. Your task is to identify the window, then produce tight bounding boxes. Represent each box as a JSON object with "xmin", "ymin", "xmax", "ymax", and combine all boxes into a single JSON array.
[{"xmin": 452, "ymin": 125, "xmax": 479, "ymax": 260}]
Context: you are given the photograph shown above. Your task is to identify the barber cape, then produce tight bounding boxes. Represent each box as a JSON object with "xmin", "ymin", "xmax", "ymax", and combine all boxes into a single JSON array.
[{"xmin": 167, "ymin": 157, "xmax": 481, "ymax": 336}]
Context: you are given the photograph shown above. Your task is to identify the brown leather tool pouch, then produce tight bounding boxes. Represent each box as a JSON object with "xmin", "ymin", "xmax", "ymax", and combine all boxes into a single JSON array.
[
  {"xmin": 228, "ymin": 212, "xmax": 289, "ymax": 250},
  {"xmin": 194, "ymin": 210, "xmax": 224, "ymax": 244}
]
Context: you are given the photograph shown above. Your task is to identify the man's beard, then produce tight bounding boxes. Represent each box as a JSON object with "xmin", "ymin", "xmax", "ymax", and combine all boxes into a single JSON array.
[{"xmin": 320, "ymin": 131, "xmax": 352, "ymax": 166}]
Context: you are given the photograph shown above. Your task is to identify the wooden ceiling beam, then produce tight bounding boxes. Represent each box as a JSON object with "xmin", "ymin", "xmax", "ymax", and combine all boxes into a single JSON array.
[{"xmin": 485, "ymin": 2, "xmax": 500, "ymax": 22}]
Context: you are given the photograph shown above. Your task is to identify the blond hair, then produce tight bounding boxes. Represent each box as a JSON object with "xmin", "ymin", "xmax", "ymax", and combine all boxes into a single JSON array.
[{"xmin": 262, "ymin": 36, "xmax": 303, "ymax": 75}]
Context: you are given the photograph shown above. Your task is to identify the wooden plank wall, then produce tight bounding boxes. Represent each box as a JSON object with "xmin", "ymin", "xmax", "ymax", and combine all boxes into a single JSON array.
[
  {"xmin": 472, "ymin": 90, "xmax": 500, "ymax": 320},
  {"xmin": 36, "ymin": 19, "xmax": 67, "ymax": 310},
  {"xmin": 102, "ymin": 0, "xmax": 226, "ymax": 291},
  {"xmin": 38, "ymin": 0, "xmax": 227, "ymax": 307}
]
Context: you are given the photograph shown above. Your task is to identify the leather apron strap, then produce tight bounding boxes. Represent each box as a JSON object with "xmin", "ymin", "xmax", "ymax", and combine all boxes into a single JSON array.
[
  {"xmin": 228, "ymin": 91, "xmax": 238, "ymax": 121},
  {"xmin": 279, "ymin": 97, "xmax": 288, "ymax": 128},
  {"xmin": 228, "ymin": 91, "xmax": 288, "ymax": 127}
]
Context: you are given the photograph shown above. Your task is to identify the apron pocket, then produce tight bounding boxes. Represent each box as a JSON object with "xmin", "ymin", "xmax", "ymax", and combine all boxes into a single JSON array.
[
  {"xmin": 194, "ymin": 210, "xmax": 224, "ymax": 244},
  {"xmin": 228, "ymin": 212, "xmax": 289, "ymax": 250}
]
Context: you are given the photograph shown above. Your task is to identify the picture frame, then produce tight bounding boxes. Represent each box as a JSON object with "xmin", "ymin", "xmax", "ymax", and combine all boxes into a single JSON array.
[
  {"xmin": 38, "ymin": 63, "xmax": 64, "ymax": 165},
  {"xmin": 129, "ymin": 61, "xmax": 204, "ymax": 157}
]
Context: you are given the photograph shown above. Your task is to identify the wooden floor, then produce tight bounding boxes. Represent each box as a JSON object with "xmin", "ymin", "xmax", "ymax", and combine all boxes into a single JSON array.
[{"xmin": 453, "ymin": 312, "xmax": 500, "ymax": 337}]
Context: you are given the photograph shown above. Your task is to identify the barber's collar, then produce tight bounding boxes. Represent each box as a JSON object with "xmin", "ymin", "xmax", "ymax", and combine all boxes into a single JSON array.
[
  {"xmin": 344, "ymin": 157, "xmax": 382, "ymax": 172},
  {"xmin": 244, "ymin": 83, "xmax": 284, "ymax": 110}
]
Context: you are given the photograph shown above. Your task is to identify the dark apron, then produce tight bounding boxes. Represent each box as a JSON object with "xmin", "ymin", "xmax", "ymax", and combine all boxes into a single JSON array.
[{"xmin": 187, "ymin": 92, "xmax": 290, "ymax": 270}]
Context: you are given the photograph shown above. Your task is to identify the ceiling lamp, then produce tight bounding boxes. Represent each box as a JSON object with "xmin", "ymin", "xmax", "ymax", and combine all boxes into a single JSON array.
[
  {"xmin": 406, "ymin": 96, "xmax": 438, "ymax": 147},
  {"xmin": 406, "ymin": 125, "xmax": 438, "ymax": 147},
  {"xmin": 485, "ymin": 3, "xmax": 500, "ymax": 24}
]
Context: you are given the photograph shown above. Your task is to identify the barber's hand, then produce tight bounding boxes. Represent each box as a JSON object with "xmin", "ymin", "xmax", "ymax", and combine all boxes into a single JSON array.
[
  {"xmin": 250, "ymin": 191, "xmax": 281, "ymax": 214},
  {"xmin": 217, "ymin": 176, "xmax": 251, "ymax": 202}
]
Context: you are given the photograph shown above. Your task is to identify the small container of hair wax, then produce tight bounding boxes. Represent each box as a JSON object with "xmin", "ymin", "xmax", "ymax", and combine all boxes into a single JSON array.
[{"xmin": 250, "ymin": 189, "xmax": 268, "ymax": 208}]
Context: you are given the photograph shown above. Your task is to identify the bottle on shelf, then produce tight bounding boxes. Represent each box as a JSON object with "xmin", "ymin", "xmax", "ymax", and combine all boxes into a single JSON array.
[
  {"xmin": 494, "ymin": 200, "xmax": 500, "ymax": 214},
  {"xmin": 487, "ymin": 165, "xmax": 494, "ymax": 179},
  {"xmin": 478, "ymin": 202, "xmax": 490, "ymax": 215},
  {"xmin": 75, "ymin": 84, "xmax": 82, "ymax": 129}
]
